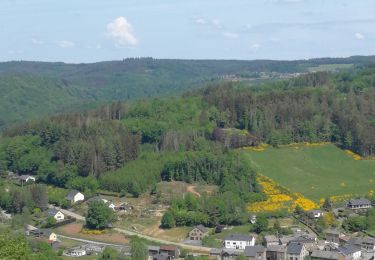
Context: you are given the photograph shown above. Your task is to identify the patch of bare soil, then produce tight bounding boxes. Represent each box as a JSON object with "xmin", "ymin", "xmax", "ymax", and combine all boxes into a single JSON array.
[{"xmin": 57, "ymin": 222, "xmax": 130, "ymax": 245}]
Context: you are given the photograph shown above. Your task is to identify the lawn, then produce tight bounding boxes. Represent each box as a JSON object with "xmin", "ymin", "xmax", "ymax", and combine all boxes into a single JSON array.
[{"xmin": 242, "ymin": 144, "xmax": 375, "ymax": 201}]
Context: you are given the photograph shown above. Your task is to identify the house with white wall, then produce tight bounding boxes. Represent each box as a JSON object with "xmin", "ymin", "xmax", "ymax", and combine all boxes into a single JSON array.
[{"xmin": 224, "ymin": 234, "xmax": 255, "ymax": 250}]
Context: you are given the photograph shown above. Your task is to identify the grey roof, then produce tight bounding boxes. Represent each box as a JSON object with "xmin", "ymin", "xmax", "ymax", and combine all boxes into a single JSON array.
[
  {"xmin": 324, "ymin": 229, "xmax": 340, "ymax": 235},
  {"xmin": 194, "ymin": 224, "xmax": 209, "ymax": 233},
  {"xmin": 267, "ymin": 245, "xmax": 286, "ymax": 253},
  {"xmin": 287, "ymin": 242, "xmax": 304, "ymax": 255},
  {"xmin": 359, "ymin": 236, "xmax": 375, "ymax": 244},
  {"xmin": 311, "ymin": 250, "xmax": 339, "ymax": 259},
  {"xmin": 66, "ymin": 190, "xmax": 81, "ymax": 200},
  {"xmin": 47, "ymin": 208, "xmax": 61, "ymax": 217},
  {"xmin": 40, "ymin": 228, "xmax": 54, "ymax": 237},
  {"xmin": 221, "ymin": 249, "xmax": 243, "ymax": 256},
  {"xmin": 280, "ymin": 236, "xmax": 294, "ymax": 245},
  {"xmin": 225, "ymin": 234, "xmax": 253, "ymax": 242},
  {"xmin": 264, "ymin": 235, "xmax": 279, "ymax": 243},
  {"xmin": 148, "ymin": 245, "xmax": 160, "ymax": 252},
  {"xmin": 244, "ymin": 246, "xmax": 265, "ymax": 257},
  {"xmin": 291, "ymin": 236, "xmax": 315, "ymax": 244},
  {"xmin": 19, "ymin": 175, "xmax": 34, "ymax": 181},
  {"xmin": 347, "ymin": 198, "xmax": 371, "ymax": 206},
  {"xmin": 338, "ymin": 244, "xmax": 361, "ymax": 255}
]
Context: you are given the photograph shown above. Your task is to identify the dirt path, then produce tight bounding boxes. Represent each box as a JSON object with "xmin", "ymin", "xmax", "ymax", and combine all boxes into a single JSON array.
[
  {"xmin": 56, "ymin": 208, "xmax": 211, "ymax": 253},
  {"xmin": 187, "ymin": 185, "xmax": 201, "ymax": 197}
]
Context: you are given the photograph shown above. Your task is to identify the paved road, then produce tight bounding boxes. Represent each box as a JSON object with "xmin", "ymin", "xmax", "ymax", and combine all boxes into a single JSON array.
[
  {"xmin": 59, "ymin": 208, "xmax": 86, "ymax": 221},
  {"xmin": 49, "ymin": 204, "xmax": 86, "ymax": 221},
  {"xmin": 113, "ymin": 227, "xmax": 211, "ymax": 253},
  {"xmin": 57, "ymin": 207, "xmax": 212, "ymax": 253}
]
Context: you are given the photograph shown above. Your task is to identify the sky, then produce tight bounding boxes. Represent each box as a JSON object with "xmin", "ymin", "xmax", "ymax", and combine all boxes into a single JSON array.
[{"xmin": 0, "ymin": 0, "xmax": 374, "ymax": 63}]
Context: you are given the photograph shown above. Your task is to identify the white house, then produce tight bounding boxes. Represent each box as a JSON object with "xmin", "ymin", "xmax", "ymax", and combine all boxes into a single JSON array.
[
  {"xmin": 101, "ymin": 199, "xmax": 115, "ymax": 211},
  {"xmin": 339, "ymin": 244, "xmax": 362, "ymax": 260},
  {"xmin": 47, "ymin": 208, "xmax": 65, "ymax": 221},
  {"xmin": 30, "ymin": 229, "xmax": 57, "ymax": 242},
  {"xmin": 224, "ymin": 234, "xmax": 255, "ymax": 250},
  {"xmin": 69, "ymin": 248, "xmax": 87, "ymax": 257},
  {"xmin": 347, "ymin": 198, "xmax": 372, "ymax": 210},
  {"xmin": 307, "ymin": 209, "xmax": 324, "ymax": 219},
  {"xmin": 65, "ymin": 190, "xmax": 84, "ymax": 204},
  {"xmin": 19, "ymin": 175, "xmax": 36, "ymax": 183}
]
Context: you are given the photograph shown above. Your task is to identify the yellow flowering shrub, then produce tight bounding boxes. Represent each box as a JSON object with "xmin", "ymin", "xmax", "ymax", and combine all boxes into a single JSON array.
[
  {"xmin": 248, "ymin": 175, "xmax": 318, "ymax": 213},
  {"xmin": 81, "ymin": 228, "xmax": 106, "ymax": 235},
  {"xmin": 345, "ymin": 150, "xmax": 362, "ymax": 160},
  {"xmin": 241, "ymin": 143, "xmax": 269, "ymax": 152}
]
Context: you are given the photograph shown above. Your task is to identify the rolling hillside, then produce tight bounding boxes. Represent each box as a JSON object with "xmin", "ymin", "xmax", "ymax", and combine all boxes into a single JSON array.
[
  {"xmin": 242, "ymin": 144, "xmax": 375, "ymax": 201},
  {"xmin": 1, "ymin": 56, "xmax": 375, "ymax": 128}
]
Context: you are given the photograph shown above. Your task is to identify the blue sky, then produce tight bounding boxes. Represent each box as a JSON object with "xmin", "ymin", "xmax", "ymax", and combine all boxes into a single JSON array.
[{"xmin": 0, "ymin": 0, "xmax": 374, "ymax": 63}]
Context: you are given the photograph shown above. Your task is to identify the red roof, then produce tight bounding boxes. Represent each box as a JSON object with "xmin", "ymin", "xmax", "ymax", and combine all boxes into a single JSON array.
[{"xmin": 160, "ymin": 245, "xmax": 178, "ymax": 251}]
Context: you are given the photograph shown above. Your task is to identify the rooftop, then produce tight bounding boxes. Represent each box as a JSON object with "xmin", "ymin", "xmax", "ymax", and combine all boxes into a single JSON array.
[
  {"xmin": 338, "ymin": 244, "xmax": 361, "ymax": 255},
  {"xmin": 311, "ymin": 250, "xmax": 340, "ymax": 259},
  {"xmin": 225, "ymin": 234, "xmax": 253, "ymax": 241},
  {"xmin": 264, "ymin": 235, "xmax": 279, "ymax": 242},
  {"xmin": 244, "ymin": 245, "xmax": 265, "ymax": 257},
  {"xmin": 348, "ymin": 198, "xmax": 371, "ymax": 206},
  {"xmin": 267, "ymin": 245, "xmax": 286, "ymax": 253},
  {"xmin": 66, "ymin": 190, "xmax": 82, "ymax": 200},
  {"xmin": 193, "ymin": 224, "xmax": 209, "ymax": 233},
  {"xmin": 287, "ymin": 242, "xmax": 304, "ymax": 255}
]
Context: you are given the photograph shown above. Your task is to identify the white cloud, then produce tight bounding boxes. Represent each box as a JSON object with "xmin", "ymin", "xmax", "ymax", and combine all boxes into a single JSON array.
[
  {"xmin": 222, "ymin": 31, "xmax": 239, "ymax": 39},
  {"xmin": 57, "ymin": 40, "xmax": 75, "ymax": 48},
  {"xmin": 194, "ymin": 17, "xmax": 207, "ymax": 25},
  {"xmin": 354, "ymin": 32, "xmax": 364, "ymax": 40},
  {"xmin": 107, "ymin": 17, "xmax": 138, "ymax": 46},
  {"xmin": 31, "ymin": 38, "xmax": 44, "ymax": 45},
  {"xmin": 250, "ymin": 43, "xmax": 261, "ymax": 50}
]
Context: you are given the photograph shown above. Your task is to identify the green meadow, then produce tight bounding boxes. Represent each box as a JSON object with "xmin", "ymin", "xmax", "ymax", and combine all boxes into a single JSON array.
[{"xmin": 242, "ymin": 144, "xmax": 375, "ymax": 201}]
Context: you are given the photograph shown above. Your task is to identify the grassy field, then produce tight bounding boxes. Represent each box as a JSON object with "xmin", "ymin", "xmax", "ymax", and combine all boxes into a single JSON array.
[{"xmin": 242, "ymin": 144, "xmax": 375, "ymax": 201}]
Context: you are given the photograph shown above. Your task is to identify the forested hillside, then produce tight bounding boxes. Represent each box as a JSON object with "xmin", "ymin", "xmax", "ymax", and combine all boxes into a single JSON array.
[
  {"xmin": 0, "ymin": 65, "xmax": 374, "ymax": 225},
  {"xmin": 1, "ymin": 56, "xmax": 375, "ymax": 128}
]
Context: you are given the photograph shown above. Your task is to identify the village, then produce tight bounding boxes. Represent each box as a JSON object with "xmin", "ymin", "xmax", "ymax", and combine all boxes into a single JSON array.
[{"xmin": 0, "ymin": 172, "xmax": 374, "ymax": 260}]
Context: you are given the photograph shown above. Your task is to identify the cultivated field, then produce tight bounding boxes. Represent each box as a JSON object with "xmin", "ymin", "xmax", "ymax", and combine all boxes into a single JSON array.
[{"xmin": 242, "ymin": 144, "xmax": 375, "ymax": 201}]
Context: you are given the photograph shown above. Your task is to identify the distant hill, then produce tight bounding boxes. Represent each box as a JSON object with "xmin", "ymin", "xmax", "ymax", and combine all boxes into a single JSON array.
[{"xmin": 1, "ymin": 56, "xmax": 375, "ymax": 128}]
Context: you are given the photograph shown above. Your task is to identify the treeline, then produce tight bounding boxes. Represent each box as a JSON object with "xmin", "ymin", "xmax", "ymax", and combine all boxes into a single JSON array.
[
  {"xmin": 201, "ymin": 69, "xmax": 375, "ymax": 156},
  {"xmin": 0, "ymin": 184, "xmax": 48, "ymax": 214},
  {"xmin": 1, "ymin": 115, "xmax": 140, "ymax": 195}
]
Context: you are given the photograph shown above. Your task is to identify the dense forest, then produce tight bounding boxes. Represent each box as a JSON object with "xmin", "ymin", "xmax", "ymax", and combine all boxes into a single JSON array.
[
  {"xmin": 1, "ymin": 56, "xmax": 375, "ymax": 128},
  {"xmin": 0, "ymin": 64, "xmax": 375, "ymax": 225}
]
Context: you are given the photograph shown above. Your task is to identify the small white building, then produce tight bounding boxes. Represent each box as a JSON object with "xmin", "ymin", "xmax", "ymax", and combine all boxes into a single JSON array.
[
  {"xmin": 69, "ymin": 248, "xmax": 87, "ymax": 257},
  {"xmin": 224, "ymin": 234, "xmax": 255, "ymax": 250},
  {"xmin": 19, "ymin": 175, "xmax": 36, "ymax": 183},
  {"xmin": 65, "ymin": 190, "xmax": 84, "ymax": 204},
  {"xmin": 307, "ymin": 209, "xmax": 324, "ymax": 219},
  {"xmin": 101, "ymin": 199, "xmax": 115, "ymax": 211},
  {"xmin": 47, "ymin": 208, "xmax": 65, "ymax": 221}
]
